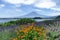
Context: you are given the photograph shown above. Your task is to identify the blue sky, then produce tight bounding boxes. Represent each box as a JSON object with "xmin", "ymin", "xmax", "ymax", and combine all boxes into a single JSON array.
[{"xmin": 0, "ymin": 0, "xmax": 60, "ymax": 18}]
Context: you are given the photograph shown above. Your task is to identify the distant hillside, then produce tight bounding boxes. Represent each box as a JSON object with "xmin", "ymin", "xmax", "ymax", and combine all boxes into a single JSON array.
[
  {"xmin": 19, "ymin": 12, "xmax": 49, "ymax": 18},
  {"xmin": 33, "ymin": 17, "xmax": 42, "ymax": 19},
  {"xmin": 55, "ymin": 15, "xmax": 60, "ymax": 19}
]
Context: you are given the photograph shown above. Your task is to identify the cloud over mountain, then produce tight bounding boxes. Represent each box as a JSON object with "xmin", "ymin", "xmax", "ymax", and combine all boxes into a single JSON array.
[{"xmin": 3, "ymin": 0, "xmax": 56, "ymax": 9}]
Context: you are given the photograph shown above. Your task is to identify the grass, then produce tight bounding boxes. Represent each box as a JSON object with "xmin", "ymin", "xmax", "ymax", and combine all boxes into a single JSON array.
[
  {"xmin": 0, "ymin": 29, "xmax": 17, "ymax": 40},
  {"xmin": 46, "ymin": 23, "xmax": 60, "ymax": 40},
  {"xmin": 0, "ymin": 29, "xmax": 12, "ymax": 40}
]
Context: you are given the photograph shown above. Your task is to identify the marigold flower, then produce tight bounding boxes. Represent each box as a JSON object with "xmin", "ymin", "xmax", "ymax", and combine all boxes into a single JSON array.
[
  {"xmin": 18, "ymin": 36, "xmax": 25, "ymax": 39},
  {"xmin": 19, "ymin": 30, "xmax": 24, "ymax": 32},
  {"xmin": 10, "ymin": 25, "xmax": 47, "ymax": 40},
  {"xmin": 33, "ymin": 37, "xmax": 37, "ymax": 40},
  {"xmin": 45, "ymin": 29, "xmax": 49, "ymax": 32},
  {"xmin": 13, "ymin": 38, "xmax": 18, "ymax": 40}
]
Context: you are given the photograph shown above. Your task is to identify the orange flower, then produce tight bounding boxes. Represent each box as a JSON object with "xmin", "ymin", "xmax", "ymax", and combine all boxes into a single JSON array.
[
  {"xmin": 11, "ymin": 25, "xmax": 47, "ymax": 40},
  {"xmin": 38, "ymin": 32, "xmax": 42, "ymax": 36},
  {"xmin": 44, "ymin": 39, "xmax": 46, "ymax": 40},
  {"xmin": 19, "ymin": 30, "xmax": 24, "ymax": 32},
  {"xmin": 18, "ymin": 36, "xmax": 25, "ymax": 39},
  {"xmin": 23, "ymin": 30, "xmax": 28, "ymax": 33},
  {"xmin": 33, "ymin": 37, "xmax": 37, "ymax": 40},
  {"xmin": 33, "ymin": 27, "xmax": 36, "ymax": 30},
  {"xmin": 45, "ymin": 29, "xmax": 48, "ymax": 32},
  {"xmin": 13, "ymin": 38, "xmax": 18, "ymax": 40},
  {"xmin": 36, "ymin": 29, "xmax": 42, "ymax": 33}
]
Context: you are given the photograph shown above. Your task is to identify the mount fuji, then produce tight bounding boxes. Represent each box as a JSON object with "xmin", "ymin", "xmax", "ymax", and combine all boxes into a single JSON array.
[{"xmin": 20, "ymin": 12, "xmax": 49, "ymax": 18}]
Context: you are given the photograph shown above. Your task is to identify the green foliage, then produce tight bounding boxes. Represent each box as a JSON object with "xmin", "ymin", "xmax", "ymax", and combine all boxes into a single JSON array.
[
  {"xmin": 0, "ymin": 29, "xmax": 14, "ymax": 40},
  {"xmin": 0, "ymin": 24, "xmax": 60, "ymax": 40},
  {"xmin": 45, "ymin": 22, "xmax": 60, "ymax": 40},
  {"xmin": 43, "ymin": 20, "xmax": 55, "ymax": 25},
  {"xmin": 0, "ymin": 18, "xmax": 35, "ymax": 27},
  {"xmin": 46, "ymin": 31, "xmax": 60, "ymax": 40},
  {"xmin": 0, "ymin": 21, "xmax": 16, "ymax": 26},
  {"xmin": 15, "ymin": 18, "xmax": 35, "ymax": 24},
  {"xmin": 55, "ymin": 16, "xmax": 60, "ymax": 20}
]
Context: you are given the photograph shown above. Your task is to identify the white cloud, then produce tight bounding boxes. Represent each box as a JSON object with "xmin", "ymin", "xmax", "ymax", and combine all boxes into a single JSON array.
[
  {"xmin": 34, "ymin": 0, "xmax": 56, "ymax": 9},
  {"xmin": 44, "ymin": 12, "xmax": 60, "ymax": 16},
  {"xmin": 0, "ymin": 4, "xmax": 5, "ymax": 8},
  {"xmin": 4, "ymin": 0, "xmax": 56, "ymax": 9},
  {"xmin": 3, "ymin": 0, "xmax": 37, "ymax": 8},
  {"xmin": 23, "ymin": 0, "xmax": 36, "ymax": 5},
  {"xmin": 4, "ymin": 0, "xmax": 23, "ymax": 4},
  {"xmin": 11, "ymin": 4, "xmax": 21, "ymax": 8},
  {"xmin": 35, "ymin": 9, "xmax": 42, "ymax": 11},
  {"xmin": 51, "ymin": 7, "xmax": 60, "ymax": 11},
  {"xmin": 15, "ymin": 9, "xmax": 23, "ymax": 12},
  {"xmin": 4, "ymin": 0, "xmax": 36, "ymax": 5}
]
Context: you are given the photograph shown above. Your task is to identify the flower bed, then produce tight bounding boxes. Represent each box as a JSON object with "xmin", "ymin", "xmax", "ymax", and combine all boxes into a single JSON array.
[{"xmin": 10, "ymin": 23, "xmax": 46, "ymax": 40}]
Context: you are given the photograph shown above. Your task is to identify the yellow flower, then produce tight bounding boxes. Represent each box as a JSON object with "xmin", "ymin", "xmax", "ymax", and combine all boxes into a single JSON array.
[
  {"xmin": 10, "ymin": 25, "xmax": 47, "ymax": 40},
  {"xmin": 16, "ymin": 32, "xmax": 19, "ymax": 35},
  {"xmin": 33, "ymin": 37, "xmax": 37, "ymax": 40},
  {"xmin": 33, "ymin": 27, "xmax": 36, "ymax": 30},
  {"xmin": 38, "ymin": 32, "xmax": 42, "ymax": 35},
  {"xmin": 19, "ymin": 30, "xmax": 24, "ymax": 32},
  {"xmin": 36, "ymin": 29, "xmax": 42, "ymax": 33},
  {"xmin": 44, "ymin": 39, "xmax": 46, "ymax": 40},
  {"xmin": 18, "ymin": 36, "xmax": 25, "ymax": 39},
  {"xmin": 23, "ymin": 30, "xmax": 28, "ymax": 33},
  {"xmin": 13, "ymin": 38, "xmax": 18, "ymax": 40},
  {"xmin": 45, "ymin": 29, "xmax": 49, "ymax": 33},
  {"xmin": 43, "ymin": 34, "xmax": 46, "ymax": 39}
]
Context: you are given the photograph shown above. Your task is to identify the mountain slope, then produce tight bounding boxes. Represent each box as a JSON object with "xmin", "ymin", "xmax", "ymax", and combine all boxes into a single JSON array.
[{"xmin": 20, "ymin": 12, "xmax": 48, "ymax": 18}]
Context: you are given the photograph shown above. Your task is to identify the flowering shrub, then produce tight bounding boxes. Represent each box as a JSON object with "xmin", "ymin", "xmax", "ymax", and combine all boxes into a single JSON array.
[{"xmin": 10, "ymin": 23, "xmax": 47, "ymax": 40}]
